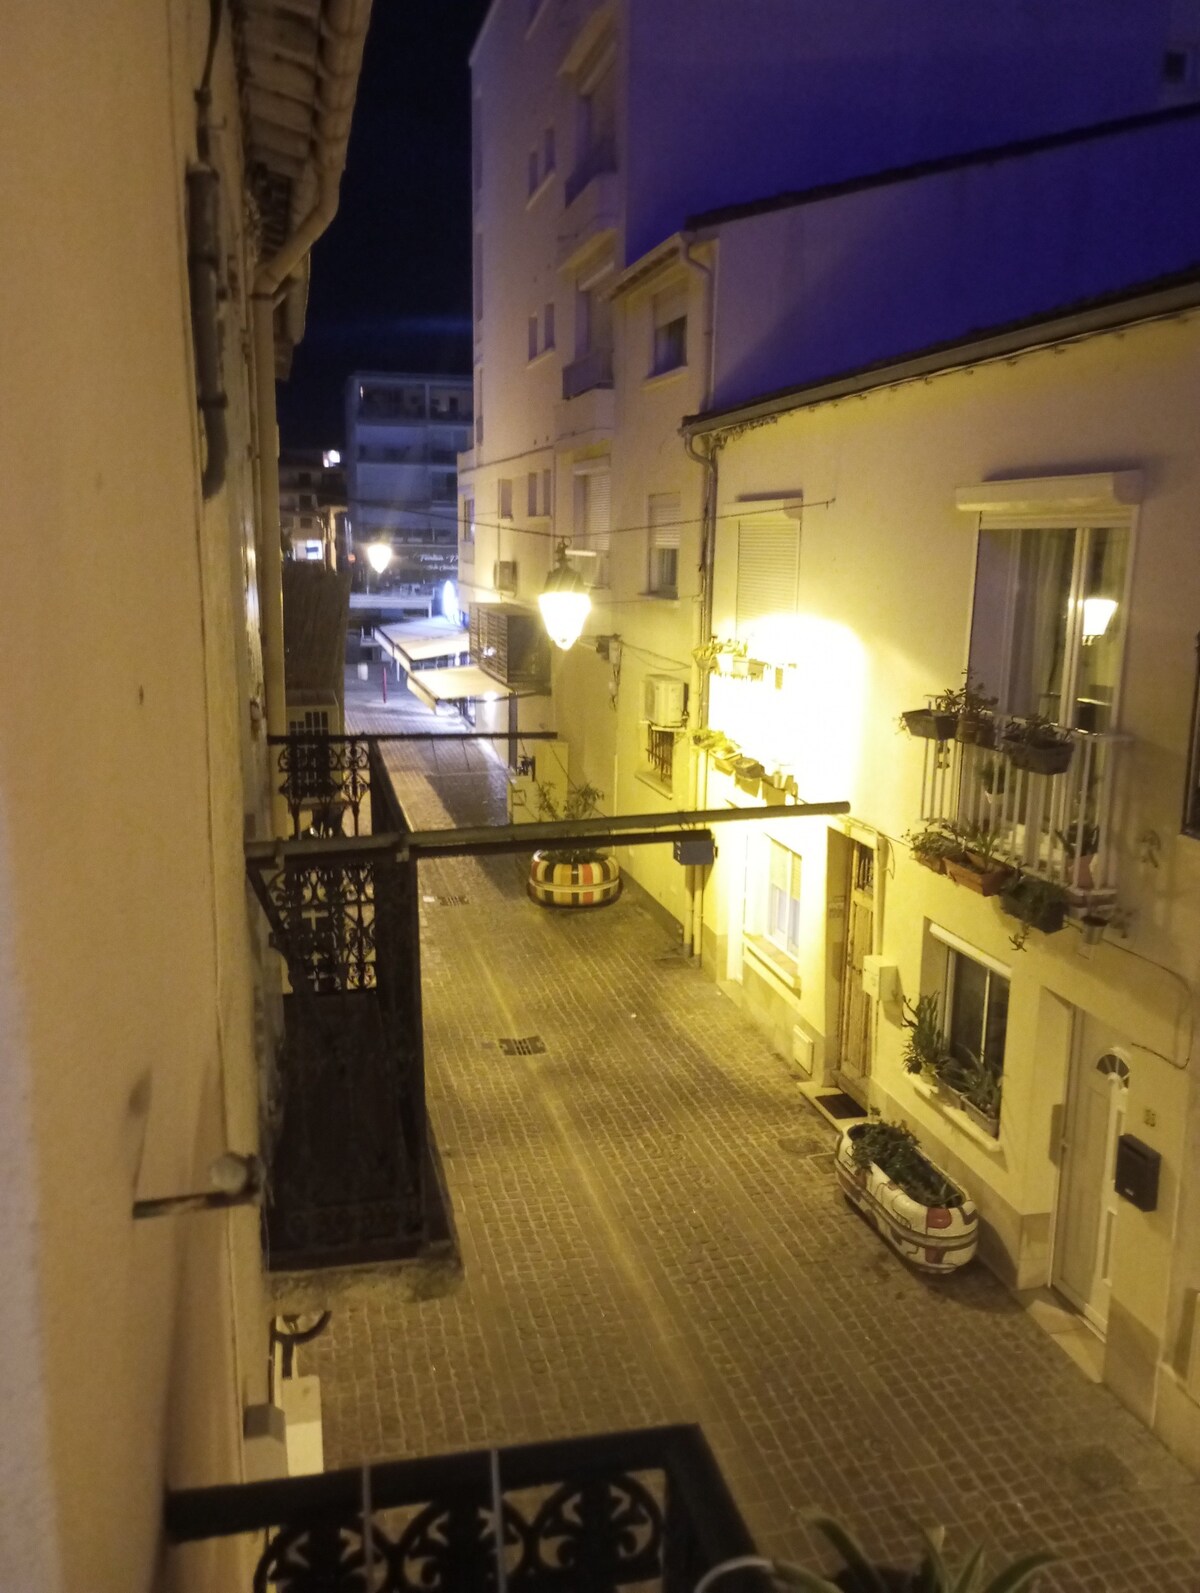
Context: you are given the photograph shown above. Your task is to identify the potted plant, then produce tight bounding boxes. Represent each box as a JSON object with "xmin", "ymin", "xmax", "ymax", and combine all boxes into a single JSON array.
[
  {"xmin": 902, "ymin": 992, "xmax": 954, "ymax": 1082},
  {"xmin": 693, "ymin": 728, "xmax": 739, "ymax": 772},
  {"xmin": 904, "ymin": 825, "xmax": 958, "ymax": 875},
  {"xmin": 945, "ymin": 673, "xmax": 998, "ymax": 747},
  {"xmin": 693, "ymin": 637, "xmax": 748, "ymax": 677},
  {"xmin": 941, "ymin": 824, "xmax": 1013, "ymax": 896},
  {"xmin": 1000, "ymin": 872, "xmax": 1069, "ymax": 939},
  {"xmin": 527, "ymin": 779, "xmax": 621, "ymax": 908},
  {"xmin": 1057, "ymin": 818, "xmax": 1100, "ymax": 892},
  {"xmin": 772, "ymin": 1515, "xmax": 1054, "ymax": 1593},
  {"xmin": 937, "ymin": 1048, "xmax": 1002, "ymax": 1135},
  {"xmin": 834, "ymin": 1120, "xmax": 978, "ymax": 1273},
  {"xmin": 900, "ymin": 686, "xmax": 958, "ymax": 742},
  {"xmin": 1002, "ymin": 712, "xmax": 1074, "ymax": 775}
]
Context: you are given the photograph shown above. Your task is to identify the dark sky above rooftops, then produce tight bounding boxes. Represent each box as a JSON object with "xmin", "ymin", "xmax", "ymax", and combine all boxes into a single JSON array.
[{"xmin": 277, "ymin": 0, "xmax": 491, "ymax": 448}]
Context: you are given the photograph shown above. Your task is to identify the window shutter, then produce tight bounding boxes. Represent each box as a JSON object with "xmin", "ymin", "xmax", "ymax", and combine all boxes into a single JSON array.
[
  {"xmin": 737, "ymin": 518, "xmax": 799, "ymax": 635},
  {"xmin": 583, "ymin": 469, "xmax": 611, "ymax": 551},
  {"xmin": 649, "ymin": 492, "xmax": 681, "ymax": 550}
]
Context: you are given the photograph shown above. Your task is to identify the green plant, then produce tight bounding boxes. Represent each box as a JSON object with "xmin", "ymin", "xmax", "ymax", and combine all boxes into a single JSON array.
[
  {"xmin": 848, "ymin": 1121, "xmax": 961, "ymax": 1208},
  {"xmin": 1001, "ymin": 872, "xmax": 1070, "ymax": 949},
  {"xmin": 1056, "ymin": 818, "xmax": 1100, "ymax": 856},
  {"xmin": 768, "ymin": 1516, "xmax": 1054, "ymax": 1593},
  {"xmin": 939, "ymin": 1048, "xmax": 1003, "ymax": 1121},
  {"xmin": 692, "ymin": 728, "xmax": 736, "ymax": 754},
  {"xmin": 693, "ymin": 636, "xmax": 748, "ymax": 672},
  {"xmin": 958, "ymin": 823, "xmax": 1009, "ymax": 868},
  {"xmin": 941, "ymin": 672, "xmax": 997, "ymax": 720},
  {"xmin": 902, "ymin": 992, "xmax": 953, "ymax": 1079},
  {"xmin": 977, "ymin": 757, "xmax": 1007, "ymax": 796},
  {"xmin": 904, "ymin": 825, "xmax": 960, "ymax": 865},
  {"xmin": 1002, "ymin": 711, "xmax": 1071, "ymax": 750},
  {"xmin": 534, "ymin": 779, "xmax": 608, "ymax": 864}
]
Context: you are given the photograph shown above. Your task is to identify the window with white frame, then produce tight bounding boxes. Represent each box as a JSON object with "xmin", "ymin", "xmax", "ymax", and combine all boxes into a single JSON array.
[
  {"xmin": 527, "ymin": 471, "xmax": 538, "ymax": 518},
  {"xmin": 651, "ymin": 285, "xmax": 687, "ymax": 375},
  {"xmin": 765, "ymin": 841, "xmax": 802, "ymax": 961},
  {"xmin": 929, "ymin": 928, "xmax": 1010, "ymax": 1132},
  {"xmin": 498, "ymin": 478, "xmax": 513, "ymax": 521},
  {"xmin": 573, "ymin": 465, "xmax": 610, "ymax": 587},
  {"xmin": 648, "ymin": 492, "xmax": 681, "ymax": 597},
  {"xmin": 967, "ymin": 505, "xmax": 1131, "ymax": 735}
]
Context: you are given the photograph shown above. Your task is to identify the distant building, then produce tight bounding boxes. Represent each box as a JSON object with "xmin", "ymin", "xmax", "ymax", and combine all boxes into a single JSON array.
[
  {"xmin": 345, "ymin": 372, "xmax": 472, "ymax": 587},
  {"xmin": 280, "ymin": 447, "xmax": 348, "ymax": 567}
]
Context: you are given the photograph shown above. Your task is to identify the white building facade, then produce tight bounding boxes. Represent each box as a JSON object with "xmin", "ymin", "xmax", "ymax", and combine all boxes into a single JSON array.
[{"xmin": 346, "ymin": 371, "xmax": 472, "ymax": 588}]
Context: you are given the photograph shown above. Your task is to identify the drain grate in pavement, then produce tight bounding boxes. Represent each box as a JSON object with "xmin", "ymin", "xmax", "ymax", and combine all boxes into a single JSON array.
[
  {"xmin": 498, "ymin": 1035, "xmax": 546, "ymax": 1056},
  {"xmin": 436, "ymin": 894, "xmax": 470, "ymax": 907}
]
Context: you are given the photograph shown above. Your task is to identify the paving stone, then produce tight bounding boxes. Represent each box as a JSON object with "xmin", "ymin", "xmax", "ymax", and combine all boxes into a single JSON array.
[{"xmin": 303, "ymin": 671, "xmax": 1200, "ymax": 1588}]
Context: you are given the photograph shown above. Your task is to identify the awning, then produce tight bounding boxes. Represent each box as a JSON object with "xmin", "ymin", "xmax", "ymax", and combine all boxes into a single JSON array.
[
  {"xmin": 406, "ymin": 665, "xmax": 511, "ymax": 712},
  {"xmin": 374, "ymin": 621, "xmax": 469, "ymax": 670}
]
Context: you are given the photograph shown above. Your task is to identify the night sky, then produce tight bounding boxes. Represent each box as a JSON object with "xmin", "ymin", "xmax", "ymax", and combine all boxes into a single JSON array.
[{"xmin": 277, "ymin": 0, "xmax": 492, "ymax": 448}]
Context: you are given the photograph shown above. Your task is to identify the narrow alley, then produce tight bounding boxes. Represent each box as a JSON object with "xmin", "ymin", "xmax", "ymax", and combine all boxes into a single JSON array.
[{"xmin": 307, "ymin": 667, "xmax": 1200, "ymax": 1589}]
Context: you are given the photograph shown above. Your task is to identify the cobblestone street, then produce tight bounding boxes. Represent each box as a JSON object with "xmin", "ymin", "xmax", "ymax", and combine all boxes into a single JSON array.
[{"xmin": 309, "ymin": 666, "xmax": 1200, "ymax": 1589}]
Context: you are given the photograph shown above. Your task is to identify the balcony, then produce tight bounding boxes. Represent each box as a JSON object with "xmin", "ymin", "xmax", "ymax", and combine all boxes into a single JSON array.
[
  {"xmin": 166, "ymin": 1424, "xmax": 769, "ymax": 1592},
  {"xmin": 557, "ymin": 138, "xmax": 618, "ymax": 270},
  {"xmin": 557, "ymin": 349, "xmax": 615, "ymax": 442},
  {"xmin": 915, "ymin": 718, "xmax": 1129, "ymax": 910},
  {"xmin": 245, "ymin": 737, "xmax": 455, "ymax": 1281},
  {"xmin": 562, "ymin": 346, "xmax": 613, "ymax": 400}
]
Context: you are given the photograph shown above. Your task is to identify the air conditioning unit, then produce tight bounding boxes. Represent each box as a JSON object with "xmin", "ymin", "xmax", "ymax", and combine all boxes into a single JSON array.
[
  {"xmin": 643, "ymin": 674, "xmax": 687, "ymax": 727},
  {"xmin": 493, "ymin": 559, "xmax": 517, "ymax": 592}
]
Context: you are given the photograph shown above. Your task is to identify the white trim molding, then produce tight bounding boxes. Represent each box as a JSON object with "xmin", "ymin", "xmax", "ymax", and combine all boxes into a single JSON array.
[{"xmin": 955, "ymin": 471, "xmax": 1143, "ymax": 522}]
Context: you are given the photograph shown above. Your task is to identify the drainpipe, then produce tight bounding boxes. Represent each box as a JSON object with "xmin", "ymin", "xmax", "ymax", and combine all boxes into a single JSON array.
[
  {"xmin": 252, "ymin": 0, "xmax": 372, "ymax": 822},
  {"xmin": 678, "ymin": 235, "xmax": 718, "ymax": 957}
]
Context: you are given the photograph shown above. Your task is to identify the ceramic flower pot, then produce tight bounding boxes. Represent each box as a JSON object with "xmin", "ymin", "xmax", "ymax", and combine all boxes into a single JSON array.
[
  {"xmin": 834, "ymin": 1129, "xmax": 978, "ymax": 1274},
  {"xmin": 528, "ymin": 852, "xmax": 621, "ymax": 908}
]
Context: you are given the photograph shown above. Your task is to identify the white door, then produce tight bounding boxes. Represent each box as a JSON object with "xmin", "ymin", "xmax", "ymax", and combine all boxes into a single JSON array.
[{"xmin": 1053, "ymin": 1017, "xmax": 1130, "ymax": 1333}]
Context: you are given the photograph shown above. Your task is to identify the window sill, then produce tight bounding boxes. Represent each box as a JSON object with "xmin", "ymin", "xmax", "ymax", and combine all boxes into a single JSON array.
[
  {"xmin": 643, "ymin": 365, "xmax": 688, "ymax": 392},
  {"xmin": 525, "ymin": 172, "xmax": 556, "ymax": 209},
  {"xmin": 910, "ymin": 1075, "xmax": 1004, "ymax": 1155},
  {"xmin": 640, "ymin": 589, "xmax": 679, "ymax": 604},
  {"xmin": 527, "ymin": 347, "xmax": 557, "ymax": 369},
  {"xmin": 635, "ymin": 770, "xmax": 673, "ymax": 800},
  {"xmin": 743, "ymin": 934, "xmax": 802, "ymax": 995}
]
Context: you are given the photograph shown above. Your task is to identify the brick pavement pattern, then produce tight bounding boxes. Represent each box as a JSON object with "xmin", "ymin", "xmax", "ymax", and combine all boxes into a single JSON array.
[{"xmin": 308, "ymin": 667, "xmax": 1200, "ymax": 1589}]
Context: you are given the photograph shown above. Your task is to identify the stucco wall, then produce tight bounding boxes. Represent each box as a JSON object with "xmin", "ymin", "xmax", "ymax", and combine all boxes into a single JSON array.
[{"xmin": 0, "ymin": 3, "xmax": 272, "ymax": 1587}]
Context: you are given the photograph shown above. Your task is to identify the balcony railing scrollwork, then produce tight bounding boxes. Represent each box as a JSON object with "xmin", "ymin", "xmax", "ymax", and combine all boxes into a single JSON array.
[{"xmin": 166, "ymin": 1424, "xmax": 771, "ymax": 1593}]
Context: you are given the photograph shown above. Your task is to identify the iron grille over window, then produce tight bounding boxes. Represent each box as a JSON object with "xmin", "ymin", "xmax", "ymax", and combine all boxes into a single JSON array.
[{"xmin": 645, "ymin": 726, "xmax": 675, "ymax": 785}]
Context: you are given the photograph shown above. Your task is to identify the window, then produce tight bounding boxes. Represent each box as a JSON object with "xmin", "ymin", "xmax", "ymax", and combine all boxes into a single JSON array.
[
  {"xmin": 498, "ymin": 478, "xmax": 513, "ymax": 520},
  {"xmin": 544, "ymin": 301, "xmax": 555, "ymax": 351},
  {"xmin": 542, "ymin": 467, "xmax": 552, "ymax": 520},
  {"xmin": 527, "ymin": 471, "xmax": 539, "ymax": 517},
  {"xmin": 461, "ymin": 497, "xmax": 475, "ymax": 545},
  {"xmin": 528, "ymin": 314, "xmax": 539, "ymax": 361},
  {"xmin": 573, "ymin": 466, "xmax": 610, "ymax": 587},
  {"xmin": 969, "ymin": 522, "xmax": 1129, "ymax": 734},
  {"xmin": 651, "ymin": 285, "xmax": 687, "ymax": 375},
  {"xmin": 736, "ymin": 518, "xmax": 801, "ymax": 643},
  {"xmin": 766, "ymin": 842, "xmax": 802, "ymax": 961},
  {"xmin": 645, "ymin": 726, "xmax": 675, "ymax": 787},
  {"xmin": 648, "ymin": 492, "xmax": 680, "ymax": 597},
  {"xmin": 474, "ymin": 368, "xmax": 483, "ymax": 447},
  {"xmin": 927, "ymin": 929, "xmax": 1010, "ymax": 1134}
]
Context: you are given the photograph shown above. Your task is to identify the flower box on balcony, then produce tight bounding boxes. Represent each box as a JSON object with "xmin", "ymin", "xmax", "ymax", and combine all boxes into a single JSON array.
[
  {"xmin": 943, "ymin": 853, "xmax": 1013, "ymax": 896},
  {"xmin": 1000, "ymin": 873, "xmax": 1068, "ymax": 935},
  {"xmin": 902, "ymin": 708, "xmax": 957, "ymax": 741},
  {"xmin": 1002, "ymin": 714, "xmax": 1075, "ymax": 776}
]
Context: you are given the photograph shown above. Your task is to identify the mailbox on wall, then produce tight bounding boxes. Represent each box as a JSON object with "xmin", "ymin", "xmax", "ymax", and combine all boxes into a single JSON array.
[{"xmin": 1114, "ymin": 1134, "xmax": 1161, "ymax": 1212}]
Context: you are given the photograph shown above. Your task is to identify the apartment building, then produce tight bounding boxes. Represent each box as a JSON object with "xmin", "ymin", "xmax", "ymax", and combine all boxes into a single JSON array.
[
  {"xmin": 346, "ymin": 371, "xmax": 472, "ymax": 587},
  {"xmin": 0, "ymin": 3, "xmax": 370, "ymax": 1587},
  {"xmin": 464, "ymin": 0, "xmax": 1200, "ymax": 1467},
  {"xmin": 280, "ymin": 447, "xmax": 349, "ymax": 567}
]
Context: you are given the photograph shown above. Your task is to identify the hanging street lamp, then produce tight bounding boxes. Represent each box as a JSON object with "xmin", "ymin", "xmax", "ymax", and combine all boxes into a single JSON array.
[{"xmin": 538, "ymin": 541, "xmax": 591, "ymax": 650}]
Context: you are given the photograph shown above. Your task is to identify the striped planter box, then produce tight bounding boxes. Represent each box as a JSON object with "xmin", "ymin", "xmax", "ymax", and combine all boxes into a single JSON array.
[
  {"xmin": 835, "ymin": 1128, "xmax": 978, "ymax": 1274},
  {"xmin": 527, "ymin": 852, "xmax": 621, "ymax": 909}
]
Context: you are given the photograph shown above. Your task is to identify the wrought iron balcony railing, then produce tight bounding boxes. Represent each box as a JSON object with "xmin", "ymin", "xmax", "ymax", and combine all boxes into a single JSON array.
[
  {"xmin": 247, "ymin": 737, "xmax": 443, "ymax": 1273},
  {"xmin": 166, "ymin": 1424, "xmax": 770, "ymax": 1593},
  {"xmin": 917, "ymin": 719, "xmax": 1130, "ymax": 905}
]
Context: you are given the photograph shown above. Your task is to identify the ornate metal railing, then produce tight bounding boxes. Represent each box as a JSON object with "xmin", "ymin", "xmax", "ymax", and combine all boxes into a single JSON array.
[
  {"xmin": 248, "ymin": 736, "xmax": 436, "ymax": 1271},
  {"xmin": 165, "ymin": 1424, "xmax": 770, "ymax": 1593},
  {"xmin": 917, "ymin": 720, "xmax": 1130, "ymax": 905}
]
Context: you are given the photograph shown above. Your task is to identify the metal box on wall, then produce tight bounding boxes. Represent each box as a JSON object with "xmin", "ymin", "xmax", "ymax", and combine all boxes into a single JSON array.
[{"xmin": 1114, "ymin": 1133, "xmax": 1160, "ymax": 1211}]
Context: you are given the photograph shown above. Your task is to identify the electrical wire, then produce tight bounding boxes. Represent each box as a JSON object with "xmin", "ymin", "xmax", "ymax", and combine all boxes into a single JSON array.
[{"xmin": 346, "ymin": 494, "xmax": 831, "ymax": 542}]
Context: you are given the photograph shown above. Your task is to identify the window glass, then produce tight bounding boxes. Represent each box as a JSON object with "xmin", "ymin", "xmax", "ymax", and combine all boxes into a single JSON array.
[
  {"xmin": 767, "ymin": 841, "xmax": 801, "ymax": 960},
  {"xmin": 946, "ymin": 947, "xmax": 1008, "ymax": 1082}
]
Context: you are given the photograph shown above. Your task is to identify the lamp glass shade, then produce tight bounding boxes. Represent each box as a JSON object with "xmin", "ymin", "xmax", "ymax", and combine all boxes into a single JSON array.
[
  {"xmin": 538, "ymin": 556, "xmax": 591, "ymax": 650},
  {"xmin": 1081, "ymin": 596, "xmax": 1117, "ymax": 642},
  {"xmin": 366, "ymin": 541, "xmax": 393, "ymax": 575}
]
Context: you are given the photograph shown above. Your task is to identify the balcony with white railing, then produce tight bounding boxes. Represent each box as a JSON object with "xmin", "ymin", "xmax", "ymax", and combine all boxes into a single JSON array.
[{"xmin": 916, "ymin": 718, "xmax": 1130, "ymax": 911}]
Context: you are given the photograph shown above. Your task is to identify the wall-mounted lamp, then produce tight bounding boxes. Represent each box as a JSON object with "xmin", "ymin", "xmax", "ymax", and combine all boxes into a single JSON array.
[
  {"xmin": 538, "ymin": 541, "xmax": 591, "ymax": 650},
  {"xmin": 1081, "ymin": 596, "xmax": 1118, "ymax": 643}
]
